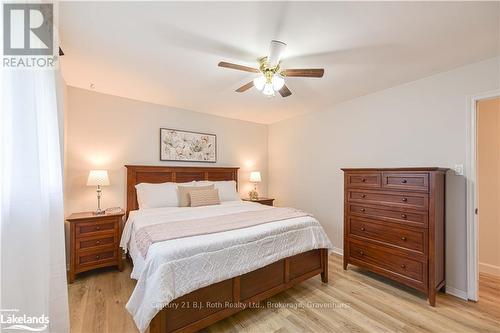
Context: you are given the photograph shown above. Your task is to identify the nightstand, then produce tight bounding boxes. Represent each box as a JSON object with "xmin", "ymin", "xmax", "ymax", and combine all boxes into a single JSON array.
[
  {"xmin": 242, "ymin": 198, "xmax": 275, "ymax": 206},
  {"xmin": 66, "ymin": 210, "xmax": 125, "ymax": 283}
]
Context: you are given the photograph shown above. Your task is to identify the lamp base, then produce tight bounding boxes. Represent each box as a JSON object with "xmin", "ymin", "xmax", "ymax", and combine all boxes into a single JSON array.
[
  {"xmin": 93, "ymin": 210, "xmax": 105, "ymax": 215},
  {"xmin": 248, "ymin": 189, "xmax": 259, "ymax": 200}
]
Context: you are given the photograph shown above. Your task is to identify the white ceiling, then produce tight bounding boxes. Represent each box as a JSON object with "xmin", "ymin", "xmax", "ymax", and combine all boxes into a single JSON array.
[{"xmin": 60, "ymin": 1, "xmax": 499, "ymax": 124}]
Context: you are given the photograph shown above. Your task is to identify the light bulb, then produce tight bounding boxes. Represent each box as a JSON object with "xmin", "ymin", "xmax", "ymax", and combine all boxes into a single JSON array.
[
  {"xmin": 272, "ymin": 74, "xmax": 285, "ymax": 91},
  {"xmin": 263, "ymin": 83, "xmax": 275, "ymax": 96},
  {"xmin": 253, "ymin": 76, "xmax": 265, "ymax": 91}
]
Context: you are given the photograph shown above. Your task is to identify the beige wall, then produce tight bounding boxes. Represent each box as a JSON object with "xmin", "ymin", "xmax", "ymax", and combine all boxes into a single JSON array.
[
  {"xmin": 64, "ymin": 87, "xmax": 268, "ymax": 216},
  {"xmin": 478, "ymin": 97, "xmax": 500, "ymax": 276},
  {"xmin": 268, "ymin": 57, "xmax": 500, "ymax": 296}
]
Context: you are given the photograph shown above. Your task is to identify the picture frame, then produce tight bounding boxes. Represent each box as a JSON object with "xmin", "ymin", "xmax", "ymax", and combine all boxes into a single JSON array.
[{"xmin": 160, "ymin": 128, "xmax": 217, "ymax": 163}]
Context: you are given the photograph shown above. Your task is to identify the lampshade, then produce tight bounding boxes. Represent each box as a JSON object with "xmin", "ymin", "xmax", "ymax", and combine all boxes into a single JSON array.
[
  {"xmin": 87, "ymin": 170, "xmax": 110, "ymax": 186},
  {"xmin": 249, "ymin": 171, "xmax": 262, "ymax": 183},
  {"xmin": 253, "ymin": 75, "xmax": 266, "ymax": 91}
]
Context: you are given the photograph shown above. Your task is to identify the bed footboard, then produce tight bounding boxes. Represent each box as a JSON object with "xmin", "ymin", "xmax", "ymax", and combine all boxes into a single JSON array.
[{"xmin": 149, "ymin": 248, "xmax": 329, "ymax": 333}]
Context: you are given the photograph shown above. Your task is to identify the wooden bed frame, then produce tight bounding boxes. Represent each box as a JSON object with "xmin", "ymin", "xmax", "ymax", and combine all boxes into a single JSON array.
[{"xmin": 125, "ymin": 165, "xmax": 329, "ymax": 333}]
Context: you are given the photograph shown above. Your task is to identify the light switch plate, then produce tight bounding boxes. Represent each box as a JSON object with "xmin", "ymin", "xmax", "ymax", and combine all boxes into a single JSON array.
[{"xmin": 454, "ymin": 164, "xmax": 464, "ymax": 176}]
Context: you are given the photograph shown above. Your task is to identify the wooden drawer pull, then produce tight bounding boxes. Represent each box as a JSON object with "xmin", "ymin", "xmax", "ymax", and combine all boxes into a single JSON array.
[
  {"xmin": 361, "ymin": 227, "xmax": 366, "ymax": 231},
  {"xmin": 401, "ymin": 264, "xmax": 406, "ymax": 269},
  {"xmin": 361, "ymin": 208, "xmax": 366, "ymax": 212},
  {"xmin": 362, "ymin": 178, "xmax": 366, "ymax": 182},
  {"xmin": 96, "ymin": 226, "xmax": 100, "ymax": 231},
  {"xmin": 95, "ymin": 255, "xmax": 100, "ymax": 260},
  {"xmin": 401, "ymin": 179, "xmax": 407, "ymax": 184},
  {"xmin": 402, "ymin": 197, "xmax": 408, "ymax": 202},
  {"xmin": 359, "ymin": 251, "xmax": 364, "ymax": 256},
  {"xmin": 401, "ymin": 236, "xmax": 407, "ymax": 241},
  {"xmin": 361, "ymin": 194, "xmax": 366, "ymax": 198},
  {"xmin": 401, "ymin": 214, "xmax": 407, "ymax": 219},
  {"xmin": 95, "ymin": 240, "xmax": 101, "ymax": 245}
]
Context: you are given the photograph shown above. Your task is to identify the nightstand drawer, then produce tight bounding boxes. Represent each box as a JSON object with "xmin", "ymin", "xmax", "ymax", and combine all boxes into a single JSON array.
[
  {"xmin": 77, "ymin": 249, "xmax": 116, "ymax": 266},
  {"xmin": 77, "ymin": 235, "xmax": 116, "ymax": 251},
  {"xmin": 75, "ymin": 218, "xmax": 116, "ymax": 237}
]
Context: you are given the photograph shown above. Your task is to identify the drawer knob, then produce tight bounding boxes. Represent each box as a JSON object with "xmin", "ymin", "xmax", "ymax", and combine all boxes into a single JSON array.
[
  {"xmin": 359, "ymin": 251, "xmax": 364, "ymax": 256},
  {"xmin": 402, "ymin": 197, "xmax": 408, "ymax": 202},
  {"xmin": 401, "ymin": 264, "xmax": 406, "ymax": 269},
  {"xmin": 362, "ymin": 178, "xmax": 366, "ymax": 182},
  {"xmin": 96, "ymin": 240, "xmax": 101, "ymax": 245},
  {"xmin": 361, "ymin": 208, "xmax": 366, "ymax": 212},
  {"xmin": 401, "ymin": 236, "xmax": 407, "ymax": 241},
  {"xmin": 96, "ymin": 226, "xmax": 100, "ymax": 230},
  {"xmin": 361, "ymin": 194, "xmax": 366, "ymax": 198},
  {"xmin": 401, "ymin": 179, "xmax": 407, "ymax": 184},
  {"xmin": 401, "ymin": 214, "xmax": 407, "ymax": 219},
  {"xmin": 95, "ymin": 255, "xmax": 100, "ymax": 260},
  {"xmin": 361, "ymin": 227, "xmax": 366, "ymax": 231}
]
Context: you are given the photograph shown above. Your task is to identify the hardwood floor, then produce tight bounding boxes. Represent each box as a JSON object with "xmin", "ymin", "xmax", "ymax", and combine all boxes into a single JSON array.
[{"xmin": 69, "ymin": 254, "xmax": 500, "ymax": 333}]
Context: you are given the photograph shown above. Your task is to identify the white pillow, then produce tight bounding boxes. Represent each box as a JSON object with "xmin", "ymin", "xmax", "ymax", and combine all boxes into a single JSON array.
[
  {"xmin": 135, "ymin": 181, "xmax": 195, "ymax": 209},
  {"xmin": 196, "ymin": 180, "xmax": 240, "ymax": 202}
]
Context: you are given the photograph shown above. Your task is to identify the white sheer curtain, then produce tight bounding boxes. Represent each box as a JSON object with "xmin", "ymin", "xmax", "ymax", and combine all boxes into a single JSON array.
[{"xmin": 0, "ymin": 69, "xmax": 69, "ymax": 332}]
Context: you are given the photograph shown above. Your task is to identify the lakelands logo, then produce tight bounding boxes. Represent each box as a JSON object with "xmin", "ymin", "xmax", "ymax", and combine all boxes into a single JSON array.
[
  {"xmin": 0, "ymin": 309, "xmax": 49, "ymax": 331},
  {"xmin": 2, "ymin": 2, "xmax": 58, "ymax": 68}
]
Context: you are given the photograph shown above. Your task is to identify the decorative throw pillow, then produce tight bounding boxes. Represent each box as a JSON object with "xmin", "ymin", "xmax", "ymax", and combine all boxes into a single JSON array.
[
  {"xmin": 177, "ymin": 184, "xmax": 214, "ymax": 207},
  {"xmin": 190, "ymin": 189, "xmax": 220, "ymax": 207}
]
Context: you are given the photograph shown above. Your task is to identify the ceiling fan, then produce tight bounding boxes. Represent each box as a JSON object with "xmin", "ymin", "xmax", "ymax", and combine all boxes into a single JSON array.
[{"xmin": 218, "ymin": 40, "xmax": 324, "ymax": 98}]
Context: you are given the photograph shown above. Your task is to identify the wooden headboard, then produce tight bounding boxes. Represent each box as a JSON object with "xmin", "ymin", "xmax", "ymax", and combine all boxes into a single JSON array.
[{"xmin": 125, "ymin": 165, "xmax": 239, "ymax": 216}]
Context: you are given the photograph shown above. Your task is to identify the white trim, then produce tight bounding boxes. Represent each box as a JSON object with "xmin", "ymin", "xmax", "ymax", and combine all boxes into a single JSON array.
[
  {"xmin": 479, "ymin": 262, "xmax": 500, "ymax": 277},
  {"xmin": 445, "ymin": 286, "xmax": 468, "ymax": 300},
  {"xmin": 466, "ymin": 89, "xmax": 500, "ymax": 302},
  {"xmin": 331, "ymin": 246, "xmax": 344, "ymax": 256}
]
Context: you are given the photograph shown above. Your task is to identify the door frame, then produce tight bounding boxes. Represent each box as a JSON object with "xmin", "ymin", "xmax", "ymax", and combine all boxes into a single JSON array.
[{"xmin": 466, "ymin": 89, "xmax": 500, "ymax": 301}]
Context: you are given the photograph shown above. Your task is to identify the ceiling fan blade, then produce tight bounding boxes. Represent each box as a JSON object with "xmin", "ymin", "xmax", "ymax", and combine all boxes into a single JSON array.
[
  {"xmin": 218, "ymin": 61, "xmax": 259, "ymax": 73},
  {"xmin": 279, "ymin": 84, "xmax": 292, "ymax": 97},
  {"xmin": 235, "ymin": 81, "xmax": 254, "ymax": 92},
  {"xmin": 267, "ymin": 40, "xmax": 287, "ymax": 68},
  {"xmin": 283, "ymin": 68, "xmax": 324, "ymax": 78}
]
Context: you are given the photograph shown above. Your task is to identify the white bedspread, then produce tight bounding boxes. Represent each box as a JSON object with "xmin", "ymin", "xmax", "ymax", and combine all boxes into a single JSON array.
[{"xmin": 120, "ymin": 201, "xmax": 332, "ymax": 332}]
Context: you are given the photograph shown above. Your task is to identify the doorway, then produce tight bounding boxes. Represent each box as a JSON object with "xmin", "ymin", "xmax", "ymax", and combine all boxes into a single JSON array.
[{"xmin": 469, "ymin": 95, "xmax": 500, "ymax": 306}]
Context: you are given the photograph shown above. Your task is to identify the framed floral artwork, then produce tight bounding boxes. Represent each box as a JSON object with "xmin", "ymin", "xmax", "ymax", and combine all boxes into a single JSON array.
[{"xmin": 160, "ymin": 128, "xmax": 217, "ymax": 162}]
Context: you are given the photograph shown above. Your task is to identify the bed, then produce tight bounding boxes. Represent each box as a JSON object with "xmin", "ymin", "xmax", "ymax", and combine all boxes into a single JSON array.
[{"xmin": 121, "ymin": 165, "xmax": 332, "ymax": 333}]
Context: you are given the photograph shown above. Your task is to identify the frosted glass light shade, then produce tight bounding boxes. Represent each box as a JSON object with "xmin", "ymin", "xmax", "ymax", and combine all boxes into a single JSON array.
[
  {"xmin": 87, "ymin": 170, "xmax": 110, "ymax": 186},
  {"xmin": 272, "ymin": 74, "xmax": 285, "ymax": 91},
  {"xmin": 253, "ymin": 76, "xmax": 265, "ymax": 91},
  {"xmin": 249, "ymin": 171, "xmax": 262, "ymax": 182},
  {"xmin": 262, "ymin": 83, "xmax": 275, "ymax": 96}
]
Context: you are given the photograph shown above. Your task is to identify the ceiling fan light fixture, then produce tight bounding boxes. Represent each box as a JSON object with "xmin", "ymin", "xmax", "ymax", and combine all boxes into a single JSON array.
[
  {"xmin": 262, "ymin": 83, "xmax": 275, "ymax": 96},
  {"xmin": 272, "ymin": 74, "xmax": 285, "ymax": 91},
  {"xmin": 253, "ymin": 75, "xmax": 265, "ymax": 91}
]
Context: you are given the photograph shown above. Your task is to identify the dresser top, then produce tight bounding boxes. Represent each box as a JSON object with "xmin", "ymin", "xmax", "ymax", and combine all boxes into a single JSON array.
[
  {"xmin": 66, "ymin": 210, "xmax": 125, "ymax": 221},
  {"xmin": 341, "ymin": 167, "xmax": 449, "ymax": 172}
]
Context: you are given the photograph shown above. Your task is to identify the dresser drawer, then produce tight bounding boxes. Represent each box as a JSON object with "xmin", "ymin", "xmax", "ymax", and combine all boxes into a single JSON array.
[
  {"xmin": 346, "ymin": 173, "xmax": 381, "ymax": 189},
  {"xmin": 77, "ymin": 235, "xmax": 116, "ymax": 251},
  {"xmin": 349, "ymin": 204, "xmax": 428, "ymax": 228},
  {"xmin": 349, "ymin": 241, "xmax": 425, "ymax": 284},
  {"xmin": 349, "ymin": 217, "xmax": 426, "ymax": 253},
  {"xmin": 75, "ymin": 218, "xmax": 117, "ymax": 237},
  {"xmin": 77, "ymin": 249, "xmax": 116, "ymax": 266},
  {"xmin": 348, "ymin": 190, "xmax": 428, "ymax": 211},
  {"xmin": 382, "ymin": 173, "xmax": 429, "ymax": 192}
]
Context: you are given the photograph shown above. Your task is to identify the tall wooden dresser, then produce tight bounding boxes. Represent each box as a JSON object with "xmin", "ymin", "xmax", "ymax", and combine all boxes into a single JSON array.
[{"xmin": 342, "ymin": 168, "xmax": 447, "ymax": 305}]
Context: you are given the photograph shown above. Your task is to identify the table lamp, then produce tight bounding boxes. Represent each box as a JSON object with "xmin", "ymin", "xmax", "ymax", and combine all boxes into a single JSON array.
[
  {"xmin": 248, "ymin": 171, "xmax": 262, "ymax": 200},
  {"xmin": 87, "ymin": 170, "xmax": 110, "ymax": 215}
]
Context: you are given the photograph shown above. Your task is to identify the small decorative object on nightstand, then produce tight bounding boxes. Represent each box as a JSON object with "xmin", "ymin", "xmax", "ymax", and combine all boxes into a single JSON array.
[
  {"xmin": 242, "ymin": 197, "xmax": 274, "ymax": 206},
  {"xmin": 87, "ymin": 170, "xmax": 110, "ymax": 215},
  {"xmin": 66, "ymin": 209, "xmax": 124, "ymax": 283},
  {"xmin": 248, "ymin": 171, "xmax": 261, "ymax": 200}
]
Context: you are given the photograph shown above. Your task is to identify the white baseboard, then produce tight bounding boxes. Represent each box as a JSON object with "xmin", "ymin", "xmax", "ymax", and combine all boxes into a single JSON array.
[
  {"xmin": 445, "ymin": 286, "xmax": 468, "ymax": 300},
  {"xmin": 331, "ymin": 246, "xmax": 343, "ymax": 256},
  {"xmin": 479, "ymin": 262, "xmax": 500, "ymax": 277}
]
